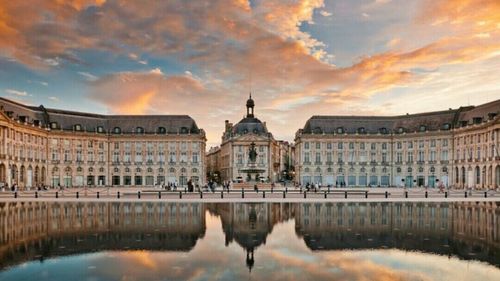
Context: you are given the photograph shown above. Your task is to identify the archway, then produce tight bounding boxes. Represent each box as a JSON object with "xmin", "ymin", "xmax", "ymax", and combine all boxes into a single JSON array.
[
  {"xmin": 41, "ymin": 166, "xmax": 46, "ymax": 185},
  {"xmin": 27, "ymin": 166, "xmax": 33, "ymax": 188},
  {"xmin": 0, "ymin": 163, "xmax": 6, "ymax": 184},
  {"xmin": 461, "ymin": 167, "xmax": 466, "ymax": 187},
  {"xmin": 20, "ymin": 165, "xmax": 26, "ymax": 186},
  {"xmin": 11, "ymin": 165, "xmax": 18, "ymax": 185},
  {"xmin": 496, "ymin": 166, "xmax": 500, "ymax": 188},
  {"xmin": 34, "ymin": 166, "xmax": 39, "ymax": 185}
]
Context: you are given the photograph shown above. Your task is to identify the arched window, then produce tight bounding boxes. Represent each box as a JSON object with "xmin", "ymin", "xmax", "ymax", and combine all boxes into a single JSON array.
[
  {"xmin": 407, "ymin": 167, "xmax": 412, "ymax": 173},
  {"xmin": 114, "ymin": 167, "xmax": 119, "ymax": 173},
  {"xmin": 77, "ymin": 167, "xmax": 83, "ymax": 172},
  {"xmin": 430, "ymin": 167, "xmax": 435, "ymax": 173},
  {"xmin": 158, "ymin": 168, "xmax": 164, "ymax": 173},
  {"xmin": 442, "ymin": 167, "xmax": 448, "ymax": 173},
  {"xmin": 136, "ymin": 127, "xmax": 144, "ymax": 134},
  {"xmin": 396, "ymin": 167, "xmax": 401, "ymax": 173},
  {"xmin": 99, "ymin": 167, "xmax": 105, "ymax": 173},
  {"xmin": 50, "ymin": 122, "xmax": 58, "ymax": 129},
  {"xmin": 97, "ymin": 126, "xmax": 105, "ymax": 133},
  {"xmin": 181, "ymin": 167, "xmax": 187, "ymax": 173},
  {"xmin": 74, "ymin": 124, "xmax": 82, "ymax": 131},
  {"xmin": 442, "ymin": 123, "xmax": 451, "ymax": 130},
  {"xmin": 419, "ymin": 125, "xmax": 427, "ymax": 132},
  {"xmin": 169, "ymin": 168, "xmax": 176, "ymax": 173},
  {"xmin": 304, "ymin": 167, "xmax": 310, "ymax": 172},
  {"xmin": 397, "ymin": 127, "xmax": 405, "ymax": 134},
  {"xmin": 125, "ymin": 167, "xmax": 130, "ymax": 173},
  {"xmin": 338, "ymin": 168, "xmax": 343, "ymax": 173},
  {"xmin": 358, "ymin": 127, "xmax": 366, "ymax": 134},
  {"xmin": 136, "ymin": 167, "xmax": 141, "ymax": 173},
  {"xmin": 180, "ymin": 127, "xmax": 188, "ymax": 134},
  {"xmin": 336, "ymin": 127, "xmax": 344, "ymax": 134},
  {"xmin": 379, "ymin": 127, "xmax": 388, "ymax": 134},
  {"xmin": 157, "ymin": 127, "xmax": 166, "ymax": 134},
  {"xmin": 147, "ymin": 167, "xmax": 153, "ymax": 173},
  {"xmin": 418, "ymin": 167, "xmax": 424, "ymax": 173},
  {"xmin": 192, "ymin": 168, "xmax": 198, "ymax": 173},
  {"xmin": 113, "ymin": 127, "xmax": 121, "ymax": 134},
  {"xmin": 313, "ymin": 127, "xmax": 322, "ymax": 134},
  {"xmin": 88, "ymin": 167, "xmax": 94, "ymax": 173}
]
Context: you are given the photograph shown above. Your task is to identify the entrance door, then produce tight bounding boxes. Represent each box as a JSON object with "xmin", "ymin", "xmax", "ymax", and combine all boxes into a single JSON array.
[
  {"xmin": 428, "ymin": 176, "xmax": 436, "ymax": 187},
  {"xmin": 417, "ymin": 176, "xmax": 425, "ymax": 187},
  {"xmin": 87, "ymin": 176, "xmax": 95, "ymax": 186},
  {"xmin": 405, "ymin": 176, "xmax": 413, "ymax": 187}
]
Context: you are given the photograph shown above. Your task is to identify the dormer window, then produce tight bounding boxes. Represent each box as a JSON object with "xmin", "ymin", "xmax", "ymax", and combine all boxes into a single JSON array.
[
  {"xmin": 460, "ymin": 120, "xmax": 468, "ymax": 127},
  {"xmin": 113, "ymin": 127, "xmax": 121, "ymax": 134},
  {"xmin": 157, "ymin": 127, "xmax": 166, "ymax": 134},
  {"xmin": 358, "ymin": 127, "xmax": 366, "ymax": 134},
  {"xmin": 336, "ymin": 127, "xmax": 344, "ymax": 134},
  {"xmin": 313, "ymin": 127, "xmax": 322, "ymax": 134},
  {"xmin": 136, "ymin": 127, "xmax": 144, "ymax": 134},
  {"xmin": 473, "ymin": 117, "xmax": 483, "ymax": 124},
  {"xmin": 379, "ymin": 127, "xmax": 388, "ymax": 134},
  {"xmin": 50, "ymin": 122, "xmax": 58, "ymax": 129},
  {"xmin": 243, "ymin": 129, "xmax": 248, "ymax": 134},
  {"xmin": 419, "ymin": 125, "xmax": 427, "ymax": 132},
  {"xmin": 74, "ymin": 124, "xmax": 82, "ymax": 131},
  {"xmin": 397, "ymin": 127, "xmax": 405, "ymax": 134},
  {"xmin": 97, "ymin": 126, "xmax": 104, "ymax": 133},
  {"xmin": 180, "ymin": 127, "xmax": 188, "ymax": 134},
  {"xmin": 253, "ymin": 128, "xmax": 258, "ymax": 134},
  {"xmin": 442, "ymin": 123, "xmax": 450, "ymax": 130}
]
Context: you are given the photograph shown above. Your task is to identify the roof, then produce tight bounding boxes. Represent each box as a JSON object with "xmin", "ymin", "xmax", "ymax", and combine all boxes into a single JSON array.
[
  {"xmin": 300, "ymin": 99, "xmax": 500, "ymax": 134},
  {"xmin": 0, "ymin": 97, "xmax": 202, "ymax": 134},
  {"xmin": 231, "ymin": 117, "xmax": 268, "ymax": 135}
]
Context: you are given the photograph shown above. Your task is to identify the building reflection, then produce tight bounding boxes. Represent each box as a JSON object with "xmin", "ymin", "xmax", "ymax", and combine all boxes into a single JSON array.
[
  {"xmin": 0, "ymin": 201, "xmax": 498, "ymax": 270},
  {"xmin": 0, "ymin": 201, "xmax": 206, "ymax": 268}
]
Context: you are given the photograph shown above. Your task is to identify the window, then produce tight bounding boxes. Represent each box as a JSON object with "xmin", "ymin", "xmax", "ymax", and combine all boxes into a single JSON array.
[
  {"xmin": 397, "ymin": 127, "xmax": 405, "ymax": 134},
  {"xmin": 430, "ymin": 140, "xmax": 436, "ymax": 147},
  {"xmin": 408, "ymin": 141, "xmax": 413, "ymax": 149},
  {"xmin": 338, "ymin": 142, "xmax": 343, "ymax": 149},
  {"xmin": 74, "ymin": 124, "xmax": 82, "ymax": 131},
  {"xmin": 336, "ymin": 127, "xmax": 344, "ymax": 134},
  {"xmin": 349, "ymin": 142, "xmax": 354, "ymax": 150},
  {"xmin": 382, "ymin": 143, "xmax": 387, "ymax": 150},
  {"xmin": 396, "ymin": 142, "xmax": 402, "ymax": 150},
  {"xmin": 97, "ymin": 126, "xmax": 104, "ymax": 133},
  {"xmin": 157, "ymin": 127, "xmax": 166, "ymax": 134},
  {"xmin": 136, "ymin": 127, "xmax": 144, "ymax": 134},
  {"xmin": 407, "ymin": 152, "xmax": 413, "ymax": 163},
  {"xmin": 360, "ymin": 142, "xmax": 365, "ymax": 150},
  {"xmin": 442, "ymin": 139, "xmax": 448, "ymax": 147},
  {"xmin": 304, "ymin": 152, "xmax": 310, "ymax": 163},
  {"xmin": 316, "ymin": 142, "xmax": 321, "ymax": 149},
  {"xmin": 441, "ymin": 150, "xmax": 448, "ymax": 161},
  {"xmin": 326, "ymin": 142, "xmax": 332, "ymax": 150},
  {"xmin": 315, "ymin": 152, "xmax": 321, "ymax": 163},
  {"xmin": 442, "ymin": 123, "xmax": 451, "ymax": 130},
  {"xmin": 379, "ymin": 127, "xmax": 388, "ymax": 134},
  {"xmin": 371, "ymin": 143, "xmax": 376, "ymax": 150},
  {"xmin": 304, "ymin": 142, "xmax": 309, "ymax": 150},
  {"xmin": 113, "ymin": 127, "xmax": 121, "ymax": 134},
  {"xmin": 419, "ymin": 125, "xmax": 427, "ymax": 132}
]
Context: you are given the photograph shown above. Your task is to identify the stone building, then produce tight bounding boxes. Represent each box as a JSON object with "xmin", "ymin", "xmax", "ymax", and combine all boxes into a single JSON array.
[
  {"xmin": 295, "ymin": 99, "xmax": 500, "ymax": 189},
  {"xmin": 206, "ymin": 94, "xmax": 280, "ymax": 182},
  {"xmin": 0, "ymin": 97, "xmax": 206, "ymax": 188}
]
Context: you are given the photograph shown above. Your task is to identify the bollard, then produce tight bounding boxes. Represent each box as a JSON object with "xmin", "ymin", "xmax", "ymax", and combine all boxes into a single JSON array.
[
  {"xmin": 97, "ymin": 192, "xmax": 99, "ymax": 199},
  {"xmin": 200, "ymin": 192, "xmax": 203, "ymax": 199},
  {"xmin": 35, "ymin": 191, "xmax": 38, "ymax": 198},
  {"xmin": 484, "ymin": 191, "xmax": 487, "ymax": 198},
  {"xmin": 324, "ymin": 191, "xmax": 327, "ymax": 199},
  {"xmin": 56, "ymin": 191, "xmax": 58, "ymax": 198},
  {"xmin": 425, "ymin": 191, "xmax": 428, "ymax": 198},
  {"xmin": 271, "ymin": 188, "xmax": 273, "ymax": 193},
  {"xmin": 283, "ymin": 191, "xmax": 286, "ymax": 198},
  {"xmin": 14, "ymin": 191, "xmax": 17, "ymax": 198},
  {"xmin": 263, "ymin": 191, "xmax": 265, "ymax": 198},
  {"xmin": 242, "ymin": 189, "xmax": 245, "ymax": 198},
  {"xmin": 184, "ymin": 187, "xmax": 187, "ymax": 193},
  {"xmin": 385, "ymin": 191, "xmax": 388, "ymax": 198},
  {"xmin": 286, "ymin": 187, "xmax": 288, "ymax": 193},
  {"xmin": 138, "ymin": 191, "xmax": 141, "ymax": 199},
  {"xmin": 304, "ymin": 191, "xmax": 307, "ymax": 198},
  {"xmin": 365, "ymin": 191, "xmax": 368, "ymax": 199},
  {"xmin": 158, "ymin": 192, "xmax": 161, "ymax": 199},
  {"xmin": 405, "ymin": 191, "xmax": 408, "ymax": 198},
  {"xmin": 76, "ymin": 192, "xmax": 79, "ymax": 199},
  {"xmin": 464, "ymin": 191, "xmax": 467, "ymax": 198},
  {"xmin": 445, "ymin": 191, "xmax": 448, "ymax": 198},
  {"xmin": 117, "ymin": 191, "xmax": 120, "ymax": 199},
  {"xmin": 179, "ymin": 191, "xmax": 182, "ymax": 199},
  {"xmin": 344, "ymin": 191, "xmax": 347, "ymax": 199},
  {"xmin": 221, "ymin": 191, "xmax": 224, "ymax": 199}
]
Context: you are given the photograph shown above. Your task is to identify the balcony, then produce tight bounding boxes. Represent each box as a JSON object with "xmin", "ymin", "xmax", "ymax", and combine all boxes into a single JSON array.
[
  {"xmin": 440, "ymin": 160, "xmax": 449, "ymax": 164},
  {"xmin": 135, "ymin": 162, "xmax": 143, "ymax": 165},
  {"xmin": 64, "ymin": 160, "xmax": 72, "ymax": 164},
  {"xmin": 417, "ymin": 161, "xmax": 425, "ymax": 165},
  {"xmin": 314, "ymin": 161, "xmax": 322, "ymax": 165},
  {"xmin": 359, "ymin": 161, "xmax": 367, "ymax": 166},
  {"xmin": 428, "ymin": 160, "xmax": 437, "ymax": 164},
  {"xmin": 87, "ymin": 161, "xmax": 95, "ymax": 165},
  {"xmin": 51, "ymin": 160, "xmax": 60, "ymax": 164},
  {"xmin": 325, "ymin": 161, "xmax": 333, "ymax": 165},
  {"xmin": 303, "ymin": 161, "xmax": 311, "ymax": 165}
]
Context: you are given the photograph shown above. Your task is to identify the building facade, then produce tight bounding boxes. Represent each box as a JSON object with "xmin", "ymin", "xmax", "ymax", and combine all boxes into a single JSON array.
[
  {"xmin": 295, "ymin": 99, "xmax": 500, "ymax": 189},
  {"xmin": 0, "ymin": 97, "xmax": 206, "ymax": 189},
  {"xmin": 206, "ymin": 95, "xmax": 280, "ymax": 182}
]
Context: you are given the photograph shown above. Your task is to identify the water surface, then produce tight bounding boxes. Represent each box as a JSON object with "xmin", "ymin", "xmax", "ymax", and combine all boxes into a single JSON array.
[{"xmin": 0, "ymin": 201, "xmax": 499, "ymax": 280}]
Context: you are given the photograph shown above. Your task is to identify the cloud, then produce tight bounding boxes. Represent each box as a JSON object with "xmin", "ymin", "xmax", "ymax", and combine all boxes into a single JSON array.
[
  {"xmin": 319, "ymin": 10, "xmax": 332, "ymax": 17},
  {"xmin": 5, "ymin": 88, "xmax": 28, "ymax": 96},
  {"xmin": 78, "ymin": 71, "xmax": 98, "ymax": 81},
  {"xmin": 48, "ymin": 96, "xmax": 59, "ymax": 102}
]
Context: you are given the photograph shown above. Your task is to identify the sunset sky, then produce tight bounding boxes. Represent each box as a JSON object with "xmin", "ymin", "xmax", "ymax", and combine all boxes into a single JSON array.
[{"xmin": 1, "ymin": 0, "xmax": 499, "ymax": 147}]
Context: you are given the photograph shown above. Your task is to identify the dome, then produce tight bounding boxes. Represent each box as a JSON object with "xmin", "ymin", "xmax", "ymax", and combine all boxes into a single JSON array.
[{"xmin": 232, "ymin": 117, "xmax": 267, "ymax": 135}]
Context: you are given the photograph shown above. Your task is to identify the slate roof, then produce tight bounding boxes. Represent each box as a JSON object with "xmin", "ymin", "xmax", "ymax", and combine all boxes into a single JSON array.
[
  {"xmin": 301, "ymin": 99, "xmax": 500, "ymax": 134},
  {"xmin": 0, "ymin": 97, "xmax": 201, "ymax": 134},
  {"xmin": 231, "ymin": 117, "xmax": 268, "ymax": 135}
]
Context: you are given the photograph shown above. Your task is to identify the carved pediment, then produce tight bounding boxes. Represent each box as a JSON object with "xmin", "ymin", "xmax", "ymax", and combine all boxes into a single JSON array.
[{"xmin": 233, "ymin": 133, "xmax": 268, "ymax": 142}]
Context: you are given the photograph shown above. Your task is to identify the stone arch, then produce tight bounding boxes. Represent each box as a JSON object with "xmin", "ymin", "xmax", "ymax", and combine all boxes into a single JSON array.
[
  {"xmin": 20, "ymin": 165, "xmax": 26, "ymax": 186},
  {"xmin": 475, "ymin": 166, "xmax": 480, "ymax": 186},
  {"xmin": 461, "ymin": 166, "xmax": 466, "ymax": 187},
  {"xmin": 496, "ymin": 165, "xmax": 500, "ymax": 188},
  {"xmin": 41, "ymin": 166, "xmax": 46, "ymax": 184},
  {"xmin": 34, "ymin": 166, "xmax": 40, "ymax": 185},
  {"xmin": 0, "ymin": 163, "xmax": 6, "ymax": 183}
]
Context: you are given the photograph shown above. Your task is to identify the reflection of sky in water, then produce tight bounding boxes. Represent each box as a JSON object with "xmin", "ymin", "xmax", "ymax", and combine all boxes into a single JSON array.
[{"xmin": 1, "ymin": 212, "xmax": 499, "ymax": 281}]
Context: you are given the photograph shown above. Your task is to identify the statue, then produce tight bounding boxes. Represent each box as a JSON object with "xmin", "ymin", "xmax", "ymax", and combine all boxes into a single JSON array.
[{"xmin": 248, "ymin": 142, "xmax": 258, "ymax": 163}]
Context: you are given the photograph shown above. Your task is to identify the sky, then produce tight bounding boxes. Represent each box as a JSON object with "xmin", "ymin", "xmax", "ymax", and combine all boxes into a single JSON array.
[{"xmin": 0, "ymin": 0, "xmax": 499, "ymax": 148}]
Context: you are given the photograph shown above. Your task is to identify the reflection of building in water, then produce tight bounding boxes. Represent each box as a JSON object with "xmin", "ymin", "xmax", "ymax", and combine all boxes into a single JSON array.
[
  {"xmin": 209, "ymin": 203, "xmax": 294, "ymax": 272},
  {"xmin": 0, "ymin": 201, "xmax": 206, "ymax": 268},
  {"xmin": 294, "ymin": 202, "xmax": 499, "ymax": 264}
]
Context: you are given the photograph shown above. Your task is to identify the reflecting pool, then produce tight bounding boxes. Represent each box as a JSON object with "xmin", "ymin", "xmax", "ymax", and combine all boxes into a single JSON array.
[{"xmin": 0, "ymin": 201, "xmax": 499, "ymax": 280}]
